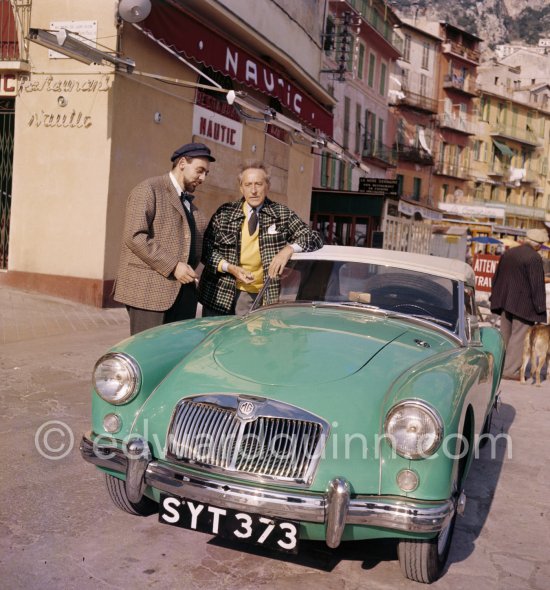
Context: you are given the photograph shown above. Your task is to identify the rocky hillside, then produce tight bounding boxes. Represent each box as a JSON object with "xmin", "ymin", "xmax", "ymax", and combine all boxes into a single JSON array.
[{"xmin": 390, "ymin": 0, "xmax": 550, "ymax": 50}]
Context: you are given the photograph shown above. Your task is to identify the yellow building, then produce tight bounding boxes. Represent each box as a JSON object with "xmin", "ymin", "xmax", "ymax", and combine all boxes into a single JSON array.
[{"xmin": 470, "ymin": 60, "xmax": 550, "ymax": 231}]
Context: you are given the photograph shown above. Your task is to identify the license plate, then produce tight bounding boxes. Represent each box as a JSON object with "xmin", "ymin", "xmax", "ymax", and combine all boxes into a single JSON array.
[{"xmin": 159, "ymin": 494, "xmax": 299, "ymax": 554}]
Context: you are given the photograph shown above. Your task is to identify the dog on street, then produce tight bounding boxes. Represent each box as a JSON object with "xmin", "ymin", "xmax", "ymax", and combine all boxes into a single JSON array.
[{"xmin": 520, "ymin": 324, "xmax": 550, "ymax": 386}]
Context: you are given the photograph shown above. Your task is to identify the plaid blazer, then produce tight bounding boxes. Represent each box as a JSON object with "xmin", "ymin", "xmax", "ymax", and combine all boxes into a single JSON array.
[
  {"xmin": 114, "ymin": 173, "xmax": 207, "ymax": 311},
  {"xmin": 198, "ymin": 197, "xmax": 323, "ymax": 314}
]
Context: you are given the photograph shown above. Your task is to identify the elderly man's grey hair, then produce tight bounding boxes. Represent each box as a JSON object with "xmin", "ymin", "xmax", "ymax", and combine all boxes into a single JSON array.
[{"xmin": 238, "ymin": 161, "xmax": 271, "ymax": 184}]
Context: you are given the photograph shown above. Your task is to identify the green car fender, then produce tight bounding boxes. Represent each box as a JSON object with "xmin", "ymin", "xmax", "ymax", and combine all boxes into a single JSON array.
[
  {"xmin": 90, "ymin": 317, "xmax": 230, "ymax": 441},
  {"xmin": 378, "ymin": 345, "xmax": 492, "ymax": 501}
]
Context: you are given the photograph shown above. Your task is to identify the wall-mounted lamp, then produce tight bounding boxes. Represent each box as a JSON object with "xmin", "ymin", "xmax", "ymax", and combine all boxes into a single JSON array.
[
  {"xmin": 118, "ymin": 0, "xmax": 152, "ymax": 23},
  {"xmin": 154, "ymin": 112, "xmax": 161, "ymax": 124},
  {"xmin": 28, "ymin": 28, "xmax": 135, "ymax": 72}
]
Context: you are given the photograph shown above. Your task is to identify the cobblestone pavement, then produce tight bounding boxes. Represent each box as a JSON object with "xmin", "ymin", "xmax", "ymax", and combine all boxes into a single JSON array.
[{"xmin": 0, "ymin": 286, "xmax": 127, "ymax": 344}]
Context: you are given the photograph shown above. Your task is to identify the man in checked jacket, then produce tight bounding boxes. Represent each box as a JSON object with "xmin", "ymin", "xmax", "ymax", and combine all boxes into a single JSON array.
[
  {"xmin": 114, "ymin": 142, "xmax": 215, "ymax": 334},
  {"xmin": 199, "ymin": 161, "xmax": 323, "ymax": 316}
]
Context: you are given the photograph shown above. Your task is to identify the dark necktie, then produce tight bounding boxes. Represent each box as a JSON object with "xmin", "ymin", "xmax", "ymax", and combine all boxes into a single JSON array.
[
  {"xmin": 181, "ymin": 192, "xmax": 198, "ymax": 267},
  {"xmin": 248, "ymin": 207, "xmax": 258, "ymax": 236}
]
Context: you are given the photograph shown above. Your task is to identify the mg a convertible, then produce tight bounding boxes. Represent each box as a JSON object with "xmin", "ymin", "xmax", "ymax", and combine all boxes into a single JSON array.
[{"xmin": 81, "ymin": 246, "xmax": 504, "ymax": 583}]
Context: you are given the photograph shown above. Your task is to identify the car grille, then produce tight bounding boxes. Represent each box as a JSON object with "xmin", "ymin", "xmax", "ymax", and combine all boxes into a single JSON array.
[{"xmin": 166, "ymin": 395, "xmax": 329, "ymax": 486}]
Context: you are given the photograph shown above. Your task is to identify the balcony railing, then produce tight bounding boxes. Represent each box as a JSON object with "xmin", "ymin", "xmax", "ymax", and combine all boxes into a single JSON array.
[
  {"xmin": 342, "ymin": 0, "xmax": 402, "ymax": 54},
  {"xmin": 442, "ymin": 74, "xmax": 479, "ymax": 96},
  {"xmin": 433, "ymin": 161, "xmax": 471, "ymax": 179},
  {"xmin": 522, "ymin": 168, "xmax": 540, "ymax": 184},
  {"xmin": 490, "ymin": 123, "xmax": 540, "ymax": 147},
  {"xmin": 487, "ymin": 160, "xmax": 509, "ymax": 177},
  {"xmin": 437, "ymin": 112, "xmax": 476, "ymax": 135},
  {"xmin": 362, "ymin": 140, "xmax": 397, "ymax": 166},
  {"xmin": 400, "ymin": 89, "xmax": 438, "ymax": 113},
  {"xmin": 442, "ymin": 41, "xmax": 481, "ymax": 64},
  {"xmin": 0, "ymin": 0, "xmax": 31, "ymax": 63},
  {"xmin": 393, "ymin": 144, "xmax": 434, "ymax": 165}
]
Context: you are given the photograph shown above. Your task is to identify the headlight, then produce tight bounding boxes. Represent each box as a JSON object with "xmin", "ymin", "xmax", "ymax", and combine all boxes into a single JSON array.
[
  {"xmin": 93, "ymin": 352, "xmax": 141, "ymax": 405},
  {"xmin": 384, "ymin": 401, "xmax": 443, "ymax": 459}
]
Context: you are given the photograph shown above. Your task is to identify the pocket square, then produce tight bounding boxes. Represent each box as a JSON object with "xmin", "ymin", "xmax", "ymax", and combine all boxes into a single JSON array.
[{"xmin": 267, "ymin": 224, "xmax": 278, "ymax": 234}]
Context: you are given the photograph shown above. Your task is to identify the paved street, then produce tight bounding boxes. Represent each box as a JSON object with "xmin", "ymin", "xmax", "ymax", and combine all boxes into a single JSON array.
[{"xmin": 1, "ymin": 285, "xmax": 549, "ymax": 590}]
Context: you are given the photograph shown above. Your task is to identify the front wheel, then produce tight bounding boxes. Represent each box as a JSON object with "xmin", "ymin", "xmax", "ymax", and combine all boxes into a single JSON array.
[
  {"xmin": 105, "ymin": 474, "xmax": 157, "ymax": 516},
  {"xmin": 397, "ymin": 510, "xmax": 457, "ymax": 583}
]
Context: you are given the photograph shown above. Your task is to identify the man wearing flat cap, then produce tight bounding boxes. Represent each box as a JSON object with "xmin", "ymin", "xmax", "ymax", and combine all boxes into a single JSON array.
[
  {"xmin": 114, "ymin": 142, "xmax": 215, "ymax": 334},
  {"xmin": 490, "ymin": 227, "xmax": 548, "ymax": 380}
]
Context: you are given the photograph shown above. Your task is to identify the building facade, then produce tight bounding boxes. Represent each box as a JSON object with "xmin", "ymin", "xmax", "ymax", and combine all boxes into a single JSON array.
[{"xmin": 1, "ymin": 0, "xmax": 334, "ymax": 306}]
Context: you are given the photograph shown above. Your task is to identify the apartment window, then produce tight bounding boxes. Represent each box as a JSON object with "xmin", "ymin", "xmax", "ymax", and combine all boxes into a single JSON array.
[
  {"xmin": 379, "ymin": 63, "xmax": 387, "ymax": 96},
  {"xmin": 396, "ymin": 174, "xmax": 404, "ymax": 197},
  {"xmin": 412, "ymin": 178, "xmax": 421, "ymax": 200},
  {"xmin": 324, "ymin": 16, "xmax": 335, "ymax": 53},
  {"xmin": 343, "ymin": 96, "xmax": 350, "ymax": 149},
  {"xmin": 368, "ymin": 53, "xmax": 376, "ymax": 87},
  {"xmin": 357, "ymin": 43, "xmax": 365, "ymax": 80},
  {"xmin": 442, "ymin": 184, "xmax": 449, "ymax": 202},
  {"xmin": 403, "ymin": 34, "xmax": 411, "ymax": 61},
  {"xmin": 473, "ymin": 140, "xmax": 481, "ymax": 161},
  {"xmin": 355, "ymin": 103, "xmax": 362, "ymax": 153},
  {"xmin": 339, "ymin": 160, "xmax": 345, "ymax": 190},
  {"xmin": 481, "ymin": 96, "xmax": 491, "ymax": 122},
  {"xmin": 377, "ymin": 118, "xmax": 384, "ymax": 152},
  {"xmin": 419, "ymin": 73, "xmax": 427, "ymax": 96},
  {"xmin": 421, "ymin": 42, "xmax": 430, "ymax": 70},
  {"xmin": 490, "ymin": 185, "xmax": 498, "ymax": 202}
]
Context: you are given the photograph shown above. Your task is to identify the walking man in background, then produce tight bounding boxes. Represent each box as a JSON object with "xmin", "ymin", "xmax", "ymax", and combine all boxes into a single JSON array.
[
  {"xmin": 114, "ymin": 142, "xmax": 215, "ymax": 334},
  {"xmin": 490, "ymin": 228, "xmax": 548, "ymax": 380},
  {"xmin": 199, "ymin": 161, "xmax": 323, "ymax": 316}
]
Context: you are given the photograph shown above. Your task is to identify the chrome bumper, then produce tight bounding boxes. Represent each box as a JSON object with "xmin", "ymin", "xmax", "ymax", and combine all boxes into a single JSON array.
[{"xmin": 80, "ymin": 432, "xmax": 456, "ymax": 547}]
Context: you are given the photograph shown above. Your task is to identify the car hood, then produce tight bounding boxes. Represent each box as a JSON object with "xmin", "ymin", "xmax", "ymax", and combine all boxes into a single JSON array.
[
  {"xmin": 168, "ymin": 306, "xmax": 457, "ymax": 389},
  {"xmin": 211, "ymin": 307, "xmax": 409, "ymax": 385}
]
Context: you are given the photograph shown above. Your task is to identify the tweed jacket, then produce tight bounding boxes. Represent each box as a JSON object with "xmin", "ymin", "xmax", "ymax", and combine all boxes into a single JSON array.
[
  {"xmin": 198, "ymin": 197, "xmax": 323, "ymax": 314},
  {"xmin": 114, "ymin": 173, "xmax": 207, "ymax": 312},
  {"xmin": 490, "ymin": 243, "xmax": 546, "ymax": 323}
]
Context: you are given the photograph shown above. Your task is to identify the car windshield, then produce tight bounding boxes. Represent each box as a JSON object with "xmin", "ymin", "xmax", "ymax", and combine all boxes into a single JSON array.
[{"xmin": 270, "ymin": 259, "xmax": 459, "ymax": 330}]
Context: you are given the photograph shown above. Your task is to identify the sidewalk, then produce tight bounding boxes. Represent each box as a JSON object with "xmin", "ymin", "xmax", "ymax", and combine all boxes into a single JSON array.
[{"xmin": 0, "ymin": 285, "xmax": 128, "ymax": 345}]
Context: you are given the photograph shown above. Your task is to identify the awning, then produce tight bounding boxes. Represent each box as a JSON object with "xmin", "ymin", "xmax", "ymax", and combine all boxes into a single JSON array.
[
  {"xmin": 493, "ymin": 139, "xmax": 514, "ymax": 158},
  {"xmin": 140, "ymin": 1, "xmax": 333, "ymax": 135}
]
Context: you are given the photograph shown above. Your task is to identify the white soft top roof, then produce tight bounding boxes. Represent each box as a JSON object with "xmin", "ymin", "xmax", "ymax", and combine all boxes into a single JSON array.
[{"xmin": 293, "ymin": 246, "xmax": 475, "ymax": 285}]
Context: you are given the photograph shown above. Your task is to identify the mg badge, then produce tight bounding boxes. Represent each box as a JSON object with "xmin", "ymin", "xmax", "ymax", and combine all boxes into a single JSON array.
[{"xmin": 238, "ymin": 400, "xmax": 255, "ymax": 419}]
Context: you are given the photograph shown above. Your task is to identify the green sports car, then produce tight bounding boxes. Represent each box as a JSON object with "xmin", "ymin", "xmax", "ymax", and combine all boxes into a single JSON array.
[{"xmin": 81, "ymin": 246, "xmax": 504, "ymax": 583}]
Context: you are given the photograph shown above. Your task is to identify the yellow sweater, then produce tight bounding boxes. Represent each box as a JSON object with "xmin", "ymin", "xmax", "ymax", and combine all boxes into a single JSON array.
[{"xmin": 237, "ymin": 204, "xmax": 263, "ymax": 293}]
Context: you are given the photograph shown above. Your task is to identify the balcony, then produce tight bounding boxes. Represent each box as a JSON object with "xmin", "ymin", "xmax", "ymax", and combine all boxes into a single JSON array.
[
  {"xmin": 362, "ymin": 141, "xmax": 397, "ymax": 167},
  {"xmin": 0, "ymin": 0, "xmax": 31, "ymax": 67},
  {"xmin": 393, "ymin": 144, "xmax": 433, "ymax": 165},
  {"xmin": 487, "ymin": 160, "xmax": 509, "ymax": 177},
  {"xmin": 433, "ymin": 161, "xmax": 471, "ymax": 179},
  {"xmin": 490, "ymin": 123, "xmax": 540, "ymax": 148},
  {"xmin": 436, "ymin": 112, "xmax": 476, "ymax": 135},
  {"xmin": 442, "ymin": 74, "xmax": 479, "ymax": 97},
  {"xmin": 399, "ymin": 89, "xmax": 438, "ymax": 113},
  {"xmin": 337, "ymin": 0, "xmax": 402, "ymax": 55},
  {"xmin": 442, "ymin": 41, "xmax": 481, "ymax": 64},
  {"xmin": 521, "ymin": 168, "xmax": 540, "ymax": 184}
]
